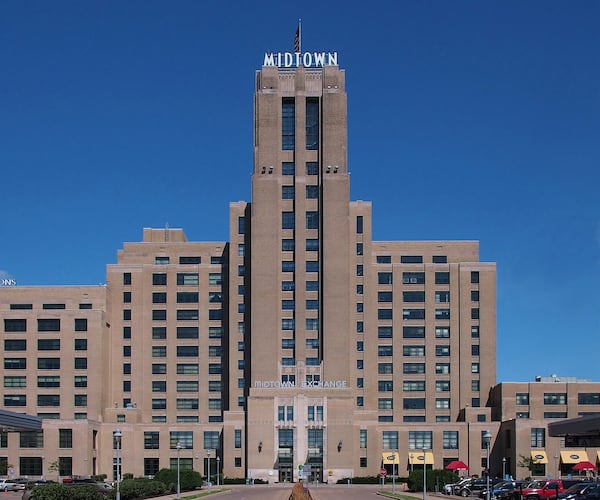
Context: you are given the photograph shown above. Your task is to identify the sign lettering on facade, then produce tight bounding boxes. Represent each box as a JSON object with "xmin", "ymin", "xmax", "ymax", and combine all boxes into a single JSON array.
[
  {"xmin": 1, "ymin": 279, "xmax": 17, "ymax": 286},
  {"xmin": 254, "ymin": 380, "xmax": 347, "ymax": 389},
  {"xmin": 263, "ymin": 51, "xmax": 338, "ymax": 68}
]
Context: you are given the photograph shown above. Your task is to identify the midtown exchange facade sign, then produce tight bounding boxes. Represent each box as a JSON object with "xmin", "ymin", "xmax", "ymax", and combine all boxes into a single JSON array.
[
  {"xmin": 255, "ymin": 380, "xmax": 348, "ymax": 389},
  {"xmin": 263, "ymin": 51, "xmax": 338, "ymax": 68}
]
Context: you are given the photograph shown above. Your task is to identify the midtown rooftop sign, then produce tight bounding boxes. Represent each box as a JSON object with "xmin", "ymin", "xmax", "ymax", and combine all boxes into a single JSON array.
[{"xmin": 263, "ymin": 51, "xmax": 338, "ymax": 68}]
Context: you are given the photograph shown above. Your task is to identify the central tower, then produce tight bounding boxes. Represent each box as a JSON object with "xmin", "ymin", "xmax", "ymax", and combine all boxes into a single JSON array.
[{"xmin": 246, "ymin": 62, "xmax": 354, "ymax": 482}]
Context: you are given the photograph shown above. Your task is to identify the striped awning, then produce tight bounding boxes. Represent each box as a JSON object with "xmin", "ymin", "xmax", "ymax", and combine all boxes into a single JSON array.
[
  {"xmin": 560, "ymin": 450, "xmax": 589, "ymax": 464},
  {"xmin": 531, "ymin": 451, "xmax": 548, "ymax": 464},
  {"xmin": 409, "ymin": 451, "xmax": 434, "ymax": 465}
]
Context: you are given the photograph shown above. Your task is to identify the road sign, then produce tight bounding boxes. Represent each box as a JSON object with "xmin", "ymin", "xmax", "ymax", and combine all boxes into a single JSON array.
[
  {"xmin": 380, "ymin": 468, "xmax": 387, "ymax": 476},
  {"xmin": 303, "ymin": 465, "xmax": 312, "ymax": 473}
]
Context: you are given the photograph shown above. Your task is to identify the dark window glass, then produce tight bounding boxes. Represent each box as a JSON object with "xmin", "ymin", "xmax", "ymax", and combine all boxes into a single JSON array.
[
  {"xmin": 43, "ymin": 303, "xmax": 65, "ymax": 310},
  {"xmin": 306, "ymin": 261, "xmax": 319, "ymax": 273},
  {"xmin": 38, "ymin": 358, "xmax": 60, "ymax": 370},
  {"xmin": 74, "ymin": 339, "xmax": 87, "ymax": 350},
  {"xmin": 306, "ymin": 162, "xmax": 318, "ymax": 175},
  {"xmin": 10, "ymin": 303, "xmax": 32, "ymax": 310},
  {"xmin": 79, "ymin": 303, "xmax": 92, "ymax": 309},
  {"xmin": 356, "ymin": 216, "xmax": 363, "ymax": 234},
  {"xmin": 306, "ymin": 211, "xmax": 319, "ymax": 229},
  {"xmin": 152, "ymin": 292, "xmax": 167, "ymax": 304},
  {"xmin": 38, "ymin": 339, "xmax": 60, "ymax": 350},
  {"xmin": 378, "ymin": 291, "xmax": 393, "ymax": 302},
  {"xmin": 123, "ymin": 273, "xmax": 132, "ymax": 285},
  {"xmin": 282, "ymin": 212, "xmax": 295, "ymax": 230},
  {"xmin": 152, "ymin": 273, "xmax": 167, "ymax": 285},
  {"xmin": 4, "ymin": 339, "xmax": 26, "ymax": 351},
  {"xmin": 306, "ymin": 185, "xmax": 319, "ymax": 199},
  {"xmin": 74, "ymin": 319, "xmax": 87, "ymax": 331},
  {"xmin": 400, "ymin": 256, "xmax": 423, "ymax": 264},
  {"xmin": 403, "ymin": 272, "xmax": 425, "ymax": 284},
  {"xmin": 177, "ymin": 292, "xmax": 198, "ymax": 303},
  {"xmin": 377, "ymin": 255, "xmax": 392, "ymax": 264},
  {"xmin": 306, "ymin": 97, "xmax": 319, "ymax": 150},
  {"xmin": 179, "ymin": 256, "xmax": 201, "ymax": 264},
  {"xmin": 37, "ymin": 319, "xmax": 60, "ymax": 332},
  {"xmin": 123, "ymin": 309, "xmax": 131, "ymax": 321},
  {"xmin": 403, "ymin": 326, "xmax": 425, "ymax": 338},
  {"xmin": 378, "ymin": 309, "xmax": 393, "ymax": 320},
  {"xmin": 177, "ymin": 327, "xmax": 199, "ymax": 339},
  {"xmin": 152, "ymin": 310, "xmax": 166, "ymax": 321},
  {"xmin": 403, "ymin": 291, "xmax": 425, "ymax": 302},
  {"xmin": 435, "ymin": 272, "xmax": 450, "ymax": 284},
  {"xmin": 282, "ymin": 98, "xmax": 295, "ymax": 150},
  {"xmin": 378, "ymin": 272, "xmax": 392, "ymax": 285},
  {"xmin": 471, "ymin": 308, "xmax": 480, "ymax": 319},
  {"xmin": 433, "ymin": 256, "xmax": 447, "ymax": 263},
  {"xmin": 282, "ymin": 162, "xmax": 295, "ymax": 175},
  {"xmin": 282, "ymin": 185, "xmax": 295, "ymax": 199},
  {"xmin": 238, "ymin": 216, "xmax": 246, "ymax": 234},
  {"xmin": 306, "ymin": 239, "xmax": 319, "ymax": 251},
  {"xmin": 177, "ymin": 309, "xmax": 199, "ymax": 320},
  {"xmin": 74, "ymin": 358, "xmax": 87, "ymax": 369},
  {"xmin": 4, "ymin": 319, "xmax": 26, "ymax": 332},
  {"xmin": 282, "ymin": 239, "xmax": 295, "ymax": 251},
  {"xmin": 378, "ymin": 326, "xmax": 393, "ymax": 338},
  {"xmin": 471, "ymin": 271, "xmax": 480, "ymax": 283}
]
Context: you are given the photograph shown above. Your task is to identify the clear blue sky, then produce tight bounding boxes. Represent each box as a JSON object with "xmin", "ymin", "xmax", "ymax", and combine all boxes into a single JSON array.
[{"xmin": 2, "ymin": 1, "xmax": 599, "ymax": 384}]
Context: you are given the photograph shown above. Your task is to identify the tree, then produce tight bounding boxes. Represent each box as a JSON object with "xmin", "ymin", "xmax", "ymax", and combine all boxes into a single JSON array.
[{"xmin": 517, "ymin": 454, "xmax": 544, "ymax": 477}]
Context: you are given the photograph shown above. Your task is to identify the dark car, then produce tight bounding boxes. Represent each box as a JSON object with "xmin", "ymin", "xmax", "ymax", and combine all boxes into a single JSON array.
[
  {"xmin": 558, "ymin": 483, "xmax": 600, "ymax": 500},
  {"xmin": 460, "ymin": 478, "xmax": 503, "ymax": 497},
  {"xmin": 480, "ymin": 480, "xmax": 519, "ymax": 500}
]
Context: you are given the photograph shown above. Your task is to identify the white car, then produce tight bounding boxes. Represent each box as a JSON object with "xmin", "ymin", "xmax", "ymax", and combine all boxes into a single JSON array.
[{"xmin": 0, "ymin": 479, "xmax": 26, "ymax": 491}]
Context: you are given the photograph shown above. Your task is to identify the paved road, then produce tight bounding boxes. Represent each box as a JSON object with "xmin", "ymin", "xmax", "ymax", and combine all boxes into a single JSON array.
[{"xmin": 157, "ymin": 483, "xmax": 401, "ymax": 499}]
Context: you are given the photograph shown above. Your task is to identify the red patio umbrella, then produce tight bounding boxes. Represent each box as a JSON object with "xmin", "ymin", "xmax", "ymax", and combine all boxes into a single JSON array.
[
  {"xmin": 572, "ymin": 461, "xmax": 597, "ymax": 471},
  {"xmin": 446, "ymin": 460, "xmax": 470, "ymax": 471}
]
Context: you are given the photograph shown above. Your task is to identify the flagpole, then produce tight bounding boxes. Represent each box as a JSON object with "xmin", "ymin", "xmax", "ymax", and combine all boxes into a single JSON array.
[{"xmin": 298, "ymin": 18, "xmax": 302, "ymax": 53}]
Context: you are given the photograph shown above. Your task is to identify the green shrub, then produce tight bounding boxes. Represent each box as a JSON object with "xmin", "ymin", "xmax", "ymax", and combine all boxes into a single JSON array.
[
  {"xmin": 118, "ymin": 477, "xmax": 168, "ymax": 500},
  {"xmin": 152, "ymin": 468, "xmax": 202, "ymax": 493},
  {"xmin": 29, "ymin": 484, "xmax": 106, "ymax": 500}
]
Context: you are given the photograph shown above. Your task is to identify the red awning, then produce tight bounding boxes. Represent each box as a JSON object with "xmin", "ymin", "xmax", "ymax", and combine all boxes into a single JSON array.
[
  {"xmin": 572, "ymin": 461, "xmax": 597, "ymax": 471},
  {"xmin": 446, "ymin": 460, "xmax": 469, "ymax": 471}
]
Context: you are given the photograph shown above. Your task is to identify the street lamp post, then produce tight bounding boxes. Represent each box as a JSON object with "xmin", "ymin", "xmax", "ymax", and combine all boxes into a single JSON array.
[
  {"xmin": 392, "ymin": 450, "xmax": 397, "ymax": 493},
  {"xmin": 410, "ymin": 453, "xmax": 414, "ymax": 473},
  {"xmin": 176, "ymin": 441, "xmax": 182, "ymax": 499},
  {"xmin": 206, "ymin": 450, "xmax": 211, "ymax": 491},
  {"xmin": 423, "ymin": 449, "xmax": 427, "ymax": 500},
  {"xmin": 216, "ymin": 456, "xmax": 220, "ymax": 487},
  {"xmin": 502, "ymin": 457, "xmax": 506, "ymax": 479},
  {"xmin": 114, "ymin": 429, "xmax": 122, "ymax": 500},
  {"xmin": 484, "ymin": 431, "xmax": 493, "ymax": 500},
  {"xmin": 554, "ymin": 454, "xmax": 559, "ymax": 479}
]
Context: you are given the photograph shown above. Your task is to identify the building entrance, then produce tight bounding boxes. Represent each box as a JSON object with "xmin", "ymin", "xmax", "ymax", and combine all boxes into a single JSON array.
[{"xmin": 279, "ymin": 466, "xmax": 293, "ymax": 483}]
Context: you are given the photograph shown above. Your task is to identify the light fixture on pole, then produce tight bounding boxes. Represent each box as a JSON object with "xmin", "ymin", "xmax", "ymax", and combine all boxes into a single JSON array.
[
  {"xmin": 423, "ymin": 449, "xmax": 427, "ymax": 500},
  {"xmin": 216, "ymin": 456, "xmax": 220, "ymax": 487},
  {"xmin": 410, "ymin": 453, "xmax": 414, "ymax": 473},
  {"xmin": 554, "ymin": 454, "xmax": 559, "ymax": 479},
  {"xmin": 114, "ymin": 429, "xmax": 122, "ymax": 500},
  {"xmin": 206, "ymin": 449, "xmax": 211, "ymax": 491},
  {"xmin": 502, "ymin": 457, "xmax": 506, "ymax": 479},
  {"xmin": 392, "ymin": 450, "xmax": 398, "ymax": 493},
  {"xmin": 483, "ymin": 430, "xmax": 493, "ymax": 500},
  {"xmin": 176, "ymin": 441, "xmax": 182, "ymax": 499}
]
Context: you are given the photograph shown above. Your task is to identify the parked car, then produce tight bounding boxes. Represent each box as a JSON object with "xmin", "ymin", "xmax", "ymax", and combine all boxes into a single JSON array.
[
  {"xmin": 460, "ymin": 478, "xmax": 503, "ymax": 497},
  {"xmin": 521, "ymin": 479, "xmax": 567, "ymax": 500},
  {"xmin": 445, "ymin": 477, "xmax": 473, "ymax": 495},
  {"xmin": 558, "ymin": 482, "xmax": 600, "ymax": 500},
  {"xmin": 0, "ymin": 479, "xmax": 26, "ymax": 491},
  {"xmin": 480, "ymin": 480, "xmax": 519, "ymax": 500}
]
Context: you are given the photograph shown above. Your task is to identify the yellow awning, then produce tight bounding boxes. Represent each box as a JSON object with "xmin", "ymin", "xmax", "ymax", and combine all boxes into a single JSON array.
[
  {"xmin": 382, "ymin": 452, "xmax": 400, "ymax": 465},
  {"xmin": 531, "ymin": 451, "xmax": 548, "ymax": 464},
  {"xmin": 560, "ymin": 450, "xmax": 589, "ymax": 464},
  {"xmin": 597, "ymin": 451, "xmax": 600, "ymax": 463},
  {"xmin": 409, "ymin": 451, "xmax": 434, "ymax": 465}
]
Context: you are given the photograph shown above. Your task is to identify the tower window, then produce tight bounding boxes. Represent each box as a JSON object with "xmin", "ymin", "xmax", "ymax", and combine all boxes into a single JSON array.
[
  {"xmin": 282, "ymin": 98, "xmax": 295, "ymax": 150},
  {"xmin": 306, "ymin": 98, "xmax": 319, "ymax": 150}
]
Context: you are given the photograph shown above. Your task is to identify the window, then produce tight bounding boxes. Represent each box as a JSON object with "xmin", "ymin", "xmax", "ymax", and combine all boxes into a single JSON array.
[
  {"xmin": 177, "ymin": 364, "xmax": 198, "ymax": 374},
  {"xmin": 37, "ymin": 395, "xmax": 60, "ymax": 406},
  {"xmin": 152, "ymin": 273, "xmax": 167, "ymax": 285},
  {"xmin": 152, "ymin": 327, "xmax": 166, "ymax": 339},
  {"xmin": 443, "ymin": 431, "xmax": 459, "ymax": 449},
  {"xmin": 471, "ymin": 308, "xmax": 480, "ymax": 319},
  {"xmin": 471, "ymin": 326, "xmax": 480, "ymax": 338},
  {"xmin": 378, "ymin": 380, "xmax": 393, "ymax": 392},
  {"xmin": 38, "ymin": 358, "xmax": 60, "ymax": 369},
  {"xmin": 378, "ymin": 398, "xmax": 393, "ymax": 410},
  {"xmin": 516, "ymin": 393, "xmax": 529, "ymax": 405},
  {"xmin": 74, "ymin": 358, "xmax": 87, "ymax": 369},
  {"xmin": 356, "ymin": 216, "xmax": 363, "ymax": 234},
  {"xmin": 4, "ymin": 376, "xmax": 26, "ymax": 387},
  {"xmin": 435, "ymin": 272, "xmax": 450, "ymax": 284},
  {"xmin": 544, "ymin": 393, "xmax": 567, "ymax": 405},
  {"xmin": 282, "ymin": 185, "xmax": 295, "ymax": 199},
  {"xmin": 531, "ymin": 428, "xmax": 545, "ymax": 448},
  {"xmin": 282, "ymin": 300, "xmax": 295, "ymax": 310},
  {"xmin": 152, "ymin": 346, "xmax": 167, "ymax": 358},
  {"xmin": 403, "ymin": 326, "xmax": 424, "ymax": 338},
  {"xmin": 74, "ymin": 394, "xmax": 87, "ymax": 406},
  {"xmin": 282, "ymin": 98, "xmax": 295, "ymax": 150},
  {"xmin": 177, "ymin": 327, "xmax": 199, "ymax": 339},
  {"xmin": 306, "ymin": 239, "xmax": 319, "ymax": 251},
  {"xmin": 43, "ymin": 303, "xmax": 65, "ymax": 309},
  {"xmin": 282, "ymin": 212, "xmax": 295, "ymax": 229},
  {"xmin": 282, "ymin": 162, "xmax": 295, "ymax": 175},
  {"xmin": 471, "ymin": 345, "xmax": 480, "ymax": 356},
  {"xmin": 471, "ymin": 363, "xmax": 480, "ymax": 373},
  {"xmin": 472, "ymin": 380, "xmax": 480, "ymax": 391},
  {"xmin": 436, "ymin": 380, "xmax": 451, "ymax": 392},
  {"xmin": 403, "ymin": 345, "xmax": 425, "ymax": 357},
  {"xmin": 155, "ymin": 256, "xmax": 169, "ymax": 265},
  {"xmin": 435, "ymin": 327, "xmax": 450, "ymax": 338},
  {"xmin": 433, "ymin": 255, "xmax": 447, "ymax": 263},
  {"xmin": 306, "ymin": 97, "xmax": 319, "ymax": 149},
  {"xmin": 471, "ymin": 290, "xmax": 480, "ymax": 302},
  {"xmin": 382, "ymin": 431, "xmax": 398, "ymax": 450},
  {"xmin": 59, "ymin": 429, "xmax": 73, "ymax": 448},
  {"xmin": 378, "ymin": 272, "xmax": 393, "ymax": 285},
  {"xmin": 238, "ymin": 216, "xmax": 246, "ymax": 234},
  {"xmin": 401, "ymin": 255, "xmax": 423, "ymax": 263},
  {"xmin": 403, "ymin": 380, "xmax": 425, "ymax": 391},
  {"xmin": 402, "ymin": 272, "xmax": 425, "ymax": 284},
  {"xmin": 471, "ymin": 271, "xmax": 480, "ymax": 283},
  {"xmin": 74, "ymin": 376, "xmax": 87, "ymax": 387},
  {"xmin": 74, "ymin": 318, "xmax": 88, "ymax": 331},
  {"xmin": 180, "ymin": 256, "xmax": 201, "ymax": 264},
  {"xmin": 408, "ymin": 430, "xmax": 432, "ymax": 449},
  {"xmin": 403, "ymin": 291, "xmax": 425, "ymax": 302},
  {"xmin": 177, "ymin": 273, "xmax": 199, "ymax": 285},
  {"xmin": 152, "ymin": 292, "xmax": 167, "ymax": 304},
  {"xmin": 152, "ymin": 399, "xmax": 167, "ymax": 410},
  {"xmin": 282, "ymin": 261, "xmax": 295, "ymax": 272},
  {"xmin": 5, "ymin": 339, "xmax": 26, "ymax": 351},
  {"xmin": 282, "ymin": 239, "xmax": 295, "ymax": 251},
  {"xmin": 4, "ymin": 319, "xmax": 27, "ymax": 332},
  {"xmin": 144, "ymin": 432, "xmax": 160, "ymax": 450},
  {"xmin": 435, "ymin": 309, "xmax": 450, "ymax": 320},
  {"xmin": 282, "ymin": 318, "xmax": 296, "ymax": 330},
  {"xmin": 177, "ymin": 346, "xmax": 198, "ymax": 357},
  {"xmin": 578, "ymin": 393, "xmax": 600, "ymax": 404},
  {"xmin": 435, "ymin": 291, "xmax": 450, "ymax": 303},
  {"xmin": 403, "ymin": 309, "xmax": 424, "ymax": 320},
  {"xmin": 208, "ymin": 273, "xmax": 222, "ymax": 285},
  {"xmin": 436, "ymin": 363, "xmax": 450, "ymax": 374},
  {"xmin": 436, "ymin": 398, "xmax": 450, "ymax": 409},
  {"xmin": 177, "ymin": 309, "xmax": 199, "ymax": 320},
  {"xmin": 436, "ymin": 345, "xmax": 450, "ymax": 356},
  {"xmin": 177, "ymin": 292, "xmax": 198, "ymax": 303},
  {"xmin": 306, "ymin": 261, "xmax": 319, "ymax": 273},
  {"xmin": 235, "ymin": 429, "xmax": 242, "ymax": 448},
  {"xmin": 404, "ymin": 398, "xmax": 426, "ymax": 410},
  {"xmin": 152, "ymin": 310, "xmax": 166, "ymax": 320},
  {"xmin": 306, "ymin": 299, "xmax": 319, "ymax": 310},
  {"xmin": 306, "ymin": 211, "xmax": 319, "ymax": 230},
  {"xmin": 378, "ymin": 363, "xmax": 393, "ymax": 374},
  {"xmin": 306, "ymin": 162, "xmax": 318, "ymax": 175},
  {"xmin": 378, "ymin": 345, "xmax": 393, "ymax": 357},
  {"xmin": 403, "ymin": 363, "xmax": 425, "ymax": 374},
  {"xmin": 5, "ymin": 358, "xmax": 26, "ymax": 369},
  {"xmin": 123, "ymin": 272, "xmax": 132, "ymax": 285},
  {"xmin": 38, "ymin": 319, "xmax": 60, "ymax": 332},
  {"xmin": 306, "ymin": 185, "xmax": 319, "ymax": 199}
]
